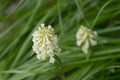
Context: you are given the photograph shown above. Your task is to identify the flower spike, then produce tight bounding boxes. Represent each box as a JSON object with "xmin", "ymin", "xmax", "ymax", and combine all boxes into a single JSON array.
[{"xmin": 32, "ymin": 23, "xmax": 61, "ymax": 63}]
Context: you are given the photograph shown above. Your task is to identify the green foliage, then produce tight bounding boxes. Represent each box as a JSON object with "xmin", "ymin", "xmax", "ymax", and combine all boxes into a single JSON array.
[{"xmin": 0, "ymin": 0, "xmax": 120, "ymax": 80}]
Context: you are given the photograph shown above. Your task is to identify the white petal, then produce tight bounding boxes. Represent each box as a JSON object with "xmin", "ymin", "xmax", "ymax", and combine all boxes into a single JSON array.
[
  {"xmin": 38, "ymin": 27, "xmax": 41, "ymax": 30},
  {"xmin": 82, "ymin": 40, "xmax": 89, "ymax": 54},
  {"xmin": 89, "ymin": 34, "xmax": 94, "ymax": 38},
  {"xmin": 76, "ymin": 30, "xmax": 83, "ymax": 39},
  {"xmin": 45, "ymin": 36, "xmax": 50, "ymax": 44},
  {"xmin": 94, "ymin": 31, "xmax": 97, "ymax": 36},
  {"xmin": 48, "ymin": 25, "xmax": 52, "ymax": 29},
  {"xmin": 49, "ymin": 57, "xmax": 55, "ymax": 64},
  {"xmin": 80, "ymin": 25, "xmax": 85, "ymax": 30},
  {"xmin": 41, "ymin": 23, "xmax": 45, "ymax": 28},
  {"xmin": 80, "ymin": 33, "xmax": 87, "ymax": 43},
  {"xmin": 36, "ymin": 54, "xmax": 41, "ymax": 59},
  {"xmin": 41, "ymin": 53, "xmax": 46, "ymax": 60},
  {"xmin": 89, "ymin": 39, "xmax": 97, "ymax": 46},
  {"xmin": 76, "ymin": 41, "xmax": 82, "ymax": 46}
]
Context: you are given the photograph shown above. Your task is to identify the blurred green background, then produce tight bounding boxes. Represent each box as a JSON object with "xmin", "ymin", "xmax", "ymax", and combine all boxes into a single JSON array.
[{"xmin": 0, "ymin": 0, "xmax": 120, "ymax": 80}]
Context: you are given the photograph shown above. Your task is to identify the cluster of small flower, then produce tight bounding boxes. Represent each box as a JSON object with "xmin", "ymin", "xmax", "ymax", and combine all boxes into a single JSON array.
[
  {"xmin": 32, "ymin": 23, "xmax": 61, "ymax": 63},
  {"xmin": 76, "ymin": 25, "xmax": 97, "ymax": 54},
  {"xmin": 32, "ymin": 23, "xmax": 97, "ymax": 63}
]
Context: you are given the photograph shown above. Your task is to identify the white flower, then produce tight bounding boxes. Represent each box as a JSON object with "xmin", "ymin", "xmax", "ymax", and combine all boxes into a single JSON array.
[
  {"xmin": 32, "ymin": 23, "xmax": 61, "ymax": 63},
  {"xmin": 76, "ymin": 25, "xmax": 97, "ymax": 54}
]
